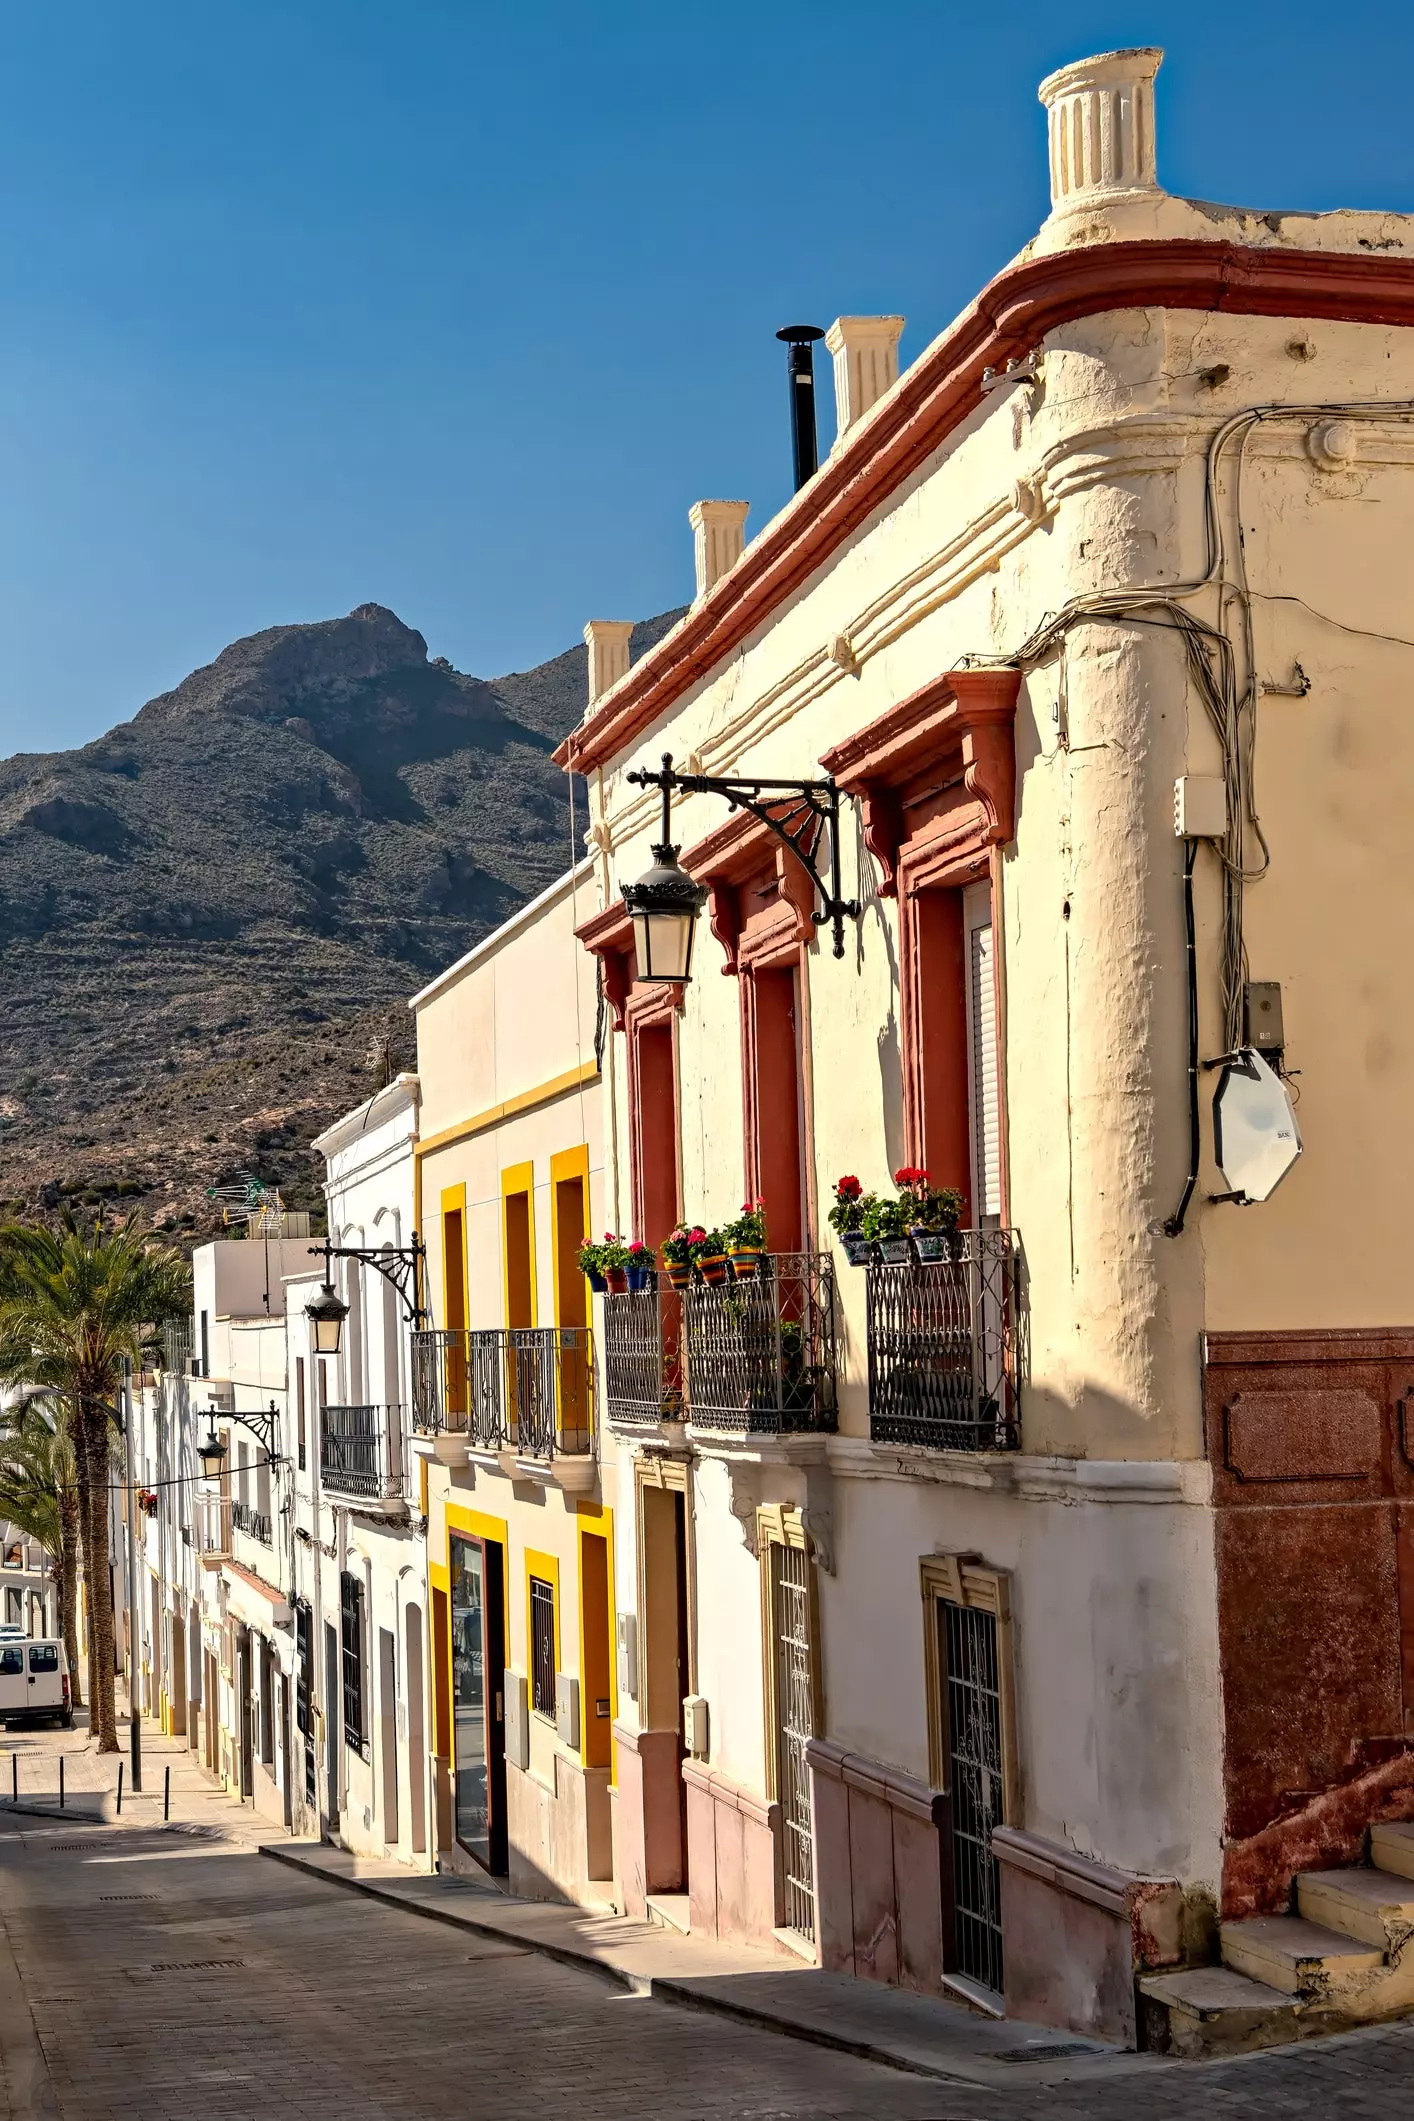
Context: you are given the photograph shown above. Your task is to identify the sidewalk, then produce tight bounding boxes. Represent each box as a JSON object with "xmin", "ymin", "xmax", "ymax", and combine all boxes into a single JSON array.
[{"xmin": 261, "ymin": 1840, "xmax": 1158, "ymax": 2091}]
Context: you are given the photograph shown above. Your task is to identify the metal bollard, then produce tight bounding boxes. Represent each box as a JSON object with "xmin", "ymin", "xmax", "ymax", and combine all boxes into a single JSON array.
[
  {"xmin": 164, "ymin": 1765, "xmax": 170, "ymax": 1822},
  {"xmin": 116, "ymin": 1762, "xmax": 124, "ymax": 1815},
  {"xmin": 59, "ymin": 1755, "xmax": 64, "ymax": 1810},
  {"xmin": 10, "ymin": 1751, "xmax": 15, "ymax": 1802}
]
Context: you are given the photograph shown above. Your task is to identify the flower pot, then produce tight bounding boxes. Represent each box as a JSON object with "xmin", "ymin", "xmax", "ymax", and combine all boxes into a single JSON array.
[
  {"xmin": 840, "ymin": 1231, "xmax": 875, "ymax": 1268},
  {"xmin": 605, "ymin": 1267, "xmax": 629, "ymax": 1295},
  {"xmin": 909, "ymin": 1228, "xmax": 950, "ymax": 1264},
  {"xmin": 696, "ymin": 1251, "xmax": 729, "ymax": 1287},
  {"xmin": 625, "ymin": 1263, "xmax": 654, "ymax": 1293},
  {"xmin": 728, "ymin": 1245, "xmax": 762, "ymax": 1280},
  {"xmin": 665, "ymin": 1260, "xmax": 692, "ymax": 1291},
  {"xmin": 878, "ymin": 1237, "xmax": 913, "ymax": 1266},
  {"xmin": 586, "ymin": 1269, "xmax": 608, "ymax": 1294}
]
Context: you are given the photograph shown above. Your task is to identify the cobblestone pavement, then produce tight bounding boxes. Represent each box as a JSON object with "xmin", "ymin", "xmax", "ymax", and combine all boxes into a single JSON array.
[{"xmin": 5, "ymin": 1812, "xmax": 1414, "ymax": 2121}]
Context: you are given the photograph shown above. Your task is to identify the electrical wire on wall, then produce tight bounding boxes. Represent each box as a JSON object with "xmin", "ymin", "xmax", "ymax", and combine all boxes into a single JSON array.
[{"xmin": 994, "ymin": 394, "xmax": 1414, "ymax": 1230}]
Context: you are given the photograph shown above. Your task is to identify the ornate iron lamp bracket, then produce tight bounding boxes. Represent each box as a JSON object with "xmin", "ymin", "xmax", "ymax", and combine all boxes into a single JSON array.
[
  {"xmin": 200, "ymin": 1397, "xmax": 282, "ymax": 1466},
  {"xmin": 625, "ymin": 754, "xmax": 860, "ymax": 959},
  {"xmin": 307, "ymin": 1234, "xmax": 429, "ymax": 1330}
]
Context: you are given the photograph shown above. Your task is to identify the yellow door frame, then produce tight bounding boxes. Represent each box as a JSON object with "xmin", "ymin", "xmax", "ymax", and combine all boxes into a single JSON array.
[
  {"xmin": 576, "ymin": 1499, "xmax": 617, "ymax": 1781},
  {"xmin": 500, "ymin": 1160, "xmax": 537, "ymax": 1328}
]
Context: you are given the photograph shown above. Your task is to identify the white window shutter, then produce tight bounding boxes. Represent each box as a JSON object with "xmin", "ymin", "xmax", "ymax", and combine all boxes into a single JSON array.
[{"xmin": 968, "ymin": 912, "xmax": 1001, "ymax": 1221}]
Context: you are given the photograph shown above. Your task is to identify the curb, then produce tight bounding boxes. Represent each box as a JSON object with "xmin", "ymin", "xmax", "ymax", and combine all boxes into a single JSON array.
[
  {"xmin": 256, "ymin": 1841, "xmax": 965, "ymax": 2082},
  {"xmin": 0, "ymin": 1800, "xmax": 113, "ymax": 1825}
]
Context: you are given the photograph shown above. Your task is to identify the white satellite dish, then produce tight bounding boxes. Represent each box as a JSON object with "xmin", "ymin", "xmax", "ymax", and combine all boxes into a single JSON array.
[{"xmin": 1213, "ymin": 1049, "xmax": 1302, "ymax": 1204}]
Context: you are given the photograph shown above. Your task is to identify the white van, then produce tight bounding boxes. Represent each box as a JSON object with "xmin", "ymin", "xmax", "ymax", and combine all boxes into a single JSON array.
[{"xmin": 0, "ymin": 1639, "xmax": 72, "ymax": 1729}]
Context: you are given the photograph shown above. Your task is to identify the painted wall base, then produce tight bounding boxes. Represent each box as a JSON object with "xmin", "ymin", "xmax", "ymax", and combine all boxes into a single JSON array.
[
  {"xmin": 807, "ymin": 1738, "xmax": 945, "ymax": 1992},
  {"xmin": 506, "ymin": 1752, "xmax": 613, "ymax": 1906},
  {"xmin": 611, "ymin": 1723, "xmax": 686, "ymax": 1916},
  {"xmin": 683, "ymin": 1758, "xmax": 782, "ymax": 1949},
  {"xmin": 993, "ymin": 1827, "xmax": 1183, "ymax": 2048}
]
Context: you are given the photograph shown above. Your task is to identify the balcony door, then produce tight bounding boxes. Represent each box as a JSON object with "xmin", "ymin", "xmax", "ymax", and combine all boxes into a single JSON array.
[
  {"xmin": 744, "ymin": 961, "xmax": 806, "ymax": 1255},
  {"xmin": 962, "ymin": 881, "xmax": 1001, "ymax": 1232},
  {"xmin": 629, "ymin": 998, "xmax": 680, "ymax": 1249}
]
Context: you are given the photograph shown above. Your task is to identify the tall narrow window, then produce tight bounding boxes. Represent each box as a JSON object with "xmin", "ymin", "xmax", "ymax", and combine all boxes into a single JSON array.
[
  {"xmin": 631, "ymin": 1019, "xmax": 680, "ymax": 1248},
  {"xmin": 340, "ymin": 1571, "xmax": 366, "ymax": 1753},
  {"xmin": 199, "ymin": 1310, "xmax": 210, "ymax": 1379},
  {"xmin": 530, "ymin": 1577, "xmax": 556, "ymax": 1719},
  {"xmin": 505, "ymin": 1188, "xmax": 534, "ymax": 1328},
  {"xmin": 747, "ymin": 964, "xmax": 806, "ymax": 1253},
  {"xmin": 296, "ymin": 1358, "xmax": 307, "ymax": 1472}
]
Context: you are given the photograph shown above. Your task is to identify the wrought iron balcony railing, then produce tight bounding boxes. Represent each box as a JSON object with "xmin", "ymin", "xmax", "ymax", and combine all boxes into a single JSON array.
[
  {"xmin": 319, "ymin": 1403, "xmax": 406, "ymax": 1500},
  {"xmin": 866, "ymin": 1230, "xmax": 1023, "ymax": 1451},
  {"xmin": 230, "ymin": 1498, "xmax": 273, "ymax": 1547},
  {"xmin": 603, "ymin": 1254, "xmax": 837, "ymax": 1438},
  {"xmin": 409, "ymin": 1329, "xmax": 594, "ymax": 1457},
  {"xmin": 195, "ymin": 1492, "xmax": 229, "ymax": 1557}
]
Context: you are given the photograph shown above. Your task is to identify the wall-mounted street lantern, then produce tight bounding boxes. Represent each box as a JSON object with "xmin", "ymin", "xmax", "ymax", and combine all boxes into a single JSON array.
[
  {"xmin": 623, "ymin": 753, "xmax": 860, "ymax": 982},
  {"xmin": 304, "ymin": 1280, "xmax": 349, "ymax": 1357},
  {"xmin": 303, "ymin": 1232, "xmax": 429, "ymax": 1359},
  {"xmin": 196, "ymin": 1425, "xmax": 228, "ymax": 1479}
]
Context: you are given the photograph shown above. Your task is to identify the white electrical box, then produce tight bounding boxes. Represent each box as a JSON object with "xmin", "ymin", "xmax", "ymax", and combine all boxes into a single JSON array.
[
  {"xmin": 504, "ymin": 1671, "xmax": 529, "ymax": 1771},
  {"xmin": 682, "ymin": 1693, "xmax": 709, "ymax": 1760},
  {"xmin": 1174, "ymin": 775, "xmax": 1227, "ymax": 839},
  {"xmin": 616, "ymin": 1613, "xmax": 638, "ymax": 1701},
  {"xmin": 556, "ymin": 1672, "xmax": 580, "ymax": 1751}
]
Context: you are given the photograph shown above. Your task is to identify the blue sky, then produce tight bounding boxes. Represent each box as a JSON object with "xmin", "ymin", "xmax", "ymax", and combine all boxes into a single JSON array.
[{"xmin": 1, "ymin": 1, "xmax": 1411, "ymax": 755}]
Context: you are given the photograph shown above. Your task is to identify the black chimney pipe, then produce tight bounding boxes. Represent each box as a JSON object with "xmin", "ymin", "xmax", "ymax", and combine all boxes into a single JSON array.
[{"xmin": 776, "ymin": 325, "xmax": 826, "ymax": 492}]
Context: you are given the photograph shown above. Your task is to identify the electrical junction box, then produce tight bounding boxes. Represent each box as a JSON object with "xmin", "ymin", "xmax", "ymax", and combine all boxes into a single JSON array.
[
  {"xmin": 556, "ymin": 1672, "xmax": 580, "ymax": 1751},
  {"xmin": 682, "ymin": 1693, "xmax": 709, "ymax": 1760},
  {"xmin": 616, "ymin": 1612, "xmax": 638, "ymax": 1701},
  {"xmin": 1244, "ymin": 981, "xmax": 1285, "ymax": 1054},
  {"xmin": 504, "ymin": 1671, "xmax": 529, "ymax": 1771},
  {"xmin": 1174, "ymin": 775, "xmax": 1228, "ymax": 839}
]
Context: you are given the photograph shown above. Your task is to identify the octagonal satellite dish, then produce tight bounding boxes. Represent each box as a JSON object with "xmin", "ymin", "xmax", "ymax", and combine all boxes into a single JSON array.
[{"xmin": 1213, "ymin": 1049, "xmax": 1302, "ymax": 1203}]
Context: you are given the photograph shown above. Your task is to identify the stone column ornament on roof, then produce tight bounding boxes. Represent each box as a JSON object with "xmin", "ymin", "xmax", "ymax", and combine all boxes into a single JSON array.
[
  {"xmin": 1038, "ymin": 48, "xmax": 1163, "ymax": 213},
  {"xmin": 584, "ymin": 619, "xmax": 633, "ymax": 704},
  {"xmin": 689, "ymin": 500, "xmax": 749, "ymax": 602},
  {"xmin": 825, "ymin": 316, "xmax": 906, "ymax": 447}
]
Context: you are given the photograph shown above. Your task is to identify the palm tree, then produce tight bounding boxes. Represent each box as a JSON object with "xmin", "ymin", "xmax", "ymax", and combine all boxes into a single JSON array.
[
  {"xmin": 0, "ymin": 1415, "xmax": 78, "ymax": 1681},
  {"xmin": 0, "ymin": 1218, "xmax": 189, "ymax": 1751},
  {"xmin": 0, "ymin": 1401, "xmax": 82, "ymax": 1702}
]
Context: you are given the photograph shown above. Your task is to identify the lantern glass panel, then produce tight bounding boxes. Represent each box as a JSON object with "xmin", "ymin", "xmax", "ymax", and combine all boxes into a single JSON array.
[{"xmin": 633, "ymin": 906, "xmax": 695, "ymax": 983}]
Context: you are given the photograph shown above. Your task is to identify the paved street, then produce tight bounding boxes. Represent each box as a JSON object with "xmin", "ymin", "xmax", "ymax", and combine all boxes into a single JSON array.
[{"xmin": 3, "ymin": 1789, "xmax": 1414, "ymax": 2119}]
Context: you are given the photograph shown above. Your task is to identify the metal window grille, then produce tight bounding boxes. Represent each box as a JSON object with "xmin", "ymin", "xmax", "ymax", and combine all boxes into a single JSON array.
[
  {"xmin": 942, "ymin": 1600, "xmax": 1005, "ymax": 1994},
  {"xmin": 683, "ymin": 1253, "xmax": 837, "ymax": 1437},
  {"xmin": 530, "ymin": 1577, "xmax": 556, "ymax": 1719},
  {"xmin": 319, "ymin": 1404, "xmax": 402, "ymax": 1498},
  {"xmin": 411, "ymin": 1330, "xmax": 593, "ymax": 1456},
  {"xmin": 773, "ymin": 1543, "xmax": 817, "ymax": 1941},
  {"xmin": 602, "ymin": 1279, "xmax": 684, "ymax": 1429},
  {"xmin": 295, "ymin": 1602, "xmax": 312, "ymax": 1737},
  {"xmin": 867, "ymin": 1232, "xmax": 1022, "ymax": 1450},
  {"xmin": 340, "ymin": 1571, "xmax": 366, "ymax": 1753}
]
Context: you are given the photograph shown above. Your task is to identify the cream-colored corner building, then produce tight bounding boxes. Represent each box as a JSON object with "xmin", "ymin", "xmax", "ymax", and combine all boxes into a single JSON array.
[
  {"xmin": 410, "ymin": 863, "xmax": 617, "ymax": 1905},
  {"xmin": 553, "ymin": 47, "xmax": 1414, "ymax": 2049}
]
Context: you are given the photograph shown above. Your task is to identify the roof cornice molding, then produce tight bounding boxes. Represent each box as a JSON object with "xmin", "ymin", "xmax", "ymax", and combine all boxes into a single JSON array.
[{"xmin": 556, "ymin": 239, "xmax": 1414, "ymax": 779}]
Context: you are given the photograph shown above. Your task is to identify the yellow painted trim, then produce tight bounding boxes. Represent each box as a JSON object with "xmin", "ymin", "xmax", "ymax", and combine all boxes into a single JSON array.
[
  {"xmin": 439, "ymin": 1182, "xmax": 467, "ymax": 1336},
  {"xmin": 524, "ymin": 1547, "xmax": 561, "ymax": 1715},
  {"xmin": 575, "ymin": 1503, "xmax": 617, "ymax": 1780},
  {"xmin": 416, "ymin": 1061, "xmax": 600, "ymax": 1160},
  {"xmin": 549, "ymin": 1142, "xmax": 591, "ymax": 1330},
  {"xmin": 501, "ymin": 1159, "xmax": 537, "ymax": 1329}
]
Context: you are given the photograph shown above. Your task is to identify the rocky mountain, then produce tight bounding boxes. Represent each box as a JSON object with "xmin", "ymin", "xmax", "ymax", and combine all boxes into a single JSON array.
[{"xmin": 0, "ymin": 603, "xmax": 679, "ymax": 1234}]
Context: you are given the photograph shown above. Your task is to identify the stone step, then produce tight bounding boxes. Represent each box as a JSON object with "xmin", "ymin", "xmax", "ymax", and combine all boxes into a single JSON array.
[
  {"xmin": 645, "ymin": 1893, "xmax": 691, "ymax": 1936},
  {"xmin": 1138, "ymin": 1964, "xmax": 1300, "ymax": 2059},
  {"xmin": 1220, "ymin": 1914, "xmax": 1384, "ymax": 1997},
  {"xmin": 1371, "ymin": 1822, "xmax": 1414, "ymax": 1882},
  {"xmin": 1297, "ymin": 1866, "xmax": 1414, "ymax": 1953}
]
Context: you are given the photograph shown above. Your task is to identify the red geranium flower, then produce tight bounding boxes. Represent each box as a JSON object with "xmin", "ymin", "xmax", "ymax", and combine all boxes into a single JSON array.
[{"xmin": 834, "ymin": 1175, "xmax": 863, "ymax": 1200}]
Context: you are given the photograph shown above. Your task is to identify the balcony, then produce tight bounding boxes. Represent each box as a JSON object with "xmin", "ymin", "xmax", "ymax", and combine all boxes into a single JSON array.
[
  {"xmin": 319, "ymin": 1404, "xmax": 406, "ymax": 1501},
  {"xmin": 230, "ymin": 1498, "xmax": 273, "ymax": 1548},
  {"xmin": 195, "ymin": 1491, "xmax": 229, "ymax": 1567},
  {"xmin": 410, "ymin": 1329, "xmax": 594, "ymax": 1463},
  {"xmin": 865, "ymin": 1230, "xmax": 1022, "ymax": 1452},
  {"xmin": 604, "ymin": 1254, "xmax": 837, "ymax": 1440}
]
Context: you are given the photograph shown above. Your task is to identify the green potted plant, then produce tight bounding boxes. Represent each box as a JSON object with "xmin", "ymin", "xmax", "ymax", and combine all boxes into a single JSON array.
[
  {"xmin": 894, "ymin": 1167, "xmax": 965, "ymax": 1264},
  {"xmin": 624, "ymin": 1238, "xmax": 656, "ymax": 1292},
  {"xmin": 862, "ymin": 1192, "xmax": 913, "ymax": 1265},
  {"xmin": 661, "ymin": 1224, "xmax": 697, "ymax": 1291},
  {"xmin": 689, "ymin": 1225, "xmax": 730, "ymax": 1287},
  {"xmin": 827, "ymin": 1175, "xmax": 876, "ymax": 1266},
  {"xmin": 577, "ymin": 1236, "xmax": 611, "ymax": 1292},
  {"xmin": 725, "ymin": 1199, "xmax": 767, "ymax": 1280},
  {"xmin": 596, "ymin": 1233, "xmax": 630, "ymax": 1294}
]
